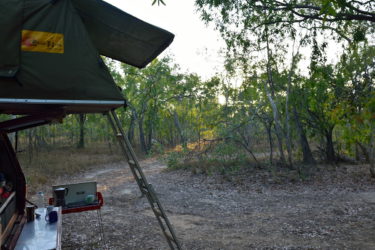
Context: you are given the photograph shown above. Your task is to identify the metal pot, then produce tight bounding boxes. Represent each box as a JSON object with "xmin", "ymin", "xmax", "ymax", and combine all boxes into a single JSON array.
[{"xmin": 54, "ymin": 187, "xmax": 68, "ymax": 207}]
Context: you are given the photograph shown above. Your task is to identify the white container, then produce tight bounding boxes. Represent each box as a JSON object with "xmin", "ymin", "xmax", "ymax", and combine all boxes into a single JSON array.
[{"xmin": 37, "ymin": 191, "xmax": 44, "ymax": 208}]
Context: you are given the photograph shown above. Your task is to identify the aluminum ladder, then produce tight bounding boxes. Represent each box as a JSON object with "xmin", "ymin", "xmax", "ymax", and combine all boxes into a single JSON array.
[{"xmin": 106, "ymin": 110, "xmax": 181, "ymax": 250}]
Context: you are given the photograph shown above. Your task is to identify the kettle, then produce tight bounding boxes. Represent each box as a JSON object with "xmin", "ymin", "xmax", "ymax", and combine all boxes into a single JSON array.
[{"xmin": 54, "ymin": 187, "xmax": 68, "ymax": 207}]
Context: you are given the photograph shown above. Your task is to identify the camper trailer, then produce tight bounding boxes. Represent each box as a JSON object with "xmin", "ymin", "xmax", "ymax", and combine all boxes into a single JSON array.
[{"xmin": 0, "ymin": 0, "xmax": 179, "ymax": 248}]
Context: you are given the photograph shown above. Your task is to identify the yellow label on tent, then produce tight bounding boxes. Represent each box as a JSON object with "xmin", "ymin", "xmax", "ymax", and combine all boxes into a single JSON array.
[{"xmin": 21, "ymin": 30, "xmax": 64, "ymax": 54}]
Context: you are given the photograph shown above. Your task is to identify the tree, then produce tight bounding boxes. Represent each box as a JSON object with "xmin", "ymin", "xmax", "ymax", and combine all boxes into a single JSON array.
[
  {"xmin": 304, "ymin": 65, "xmax": 338, "ymax": 162},
  {"xmin": 196, "ymin": 0, "xmax": 374, "ymax": 44},
  {"xmin": 118, "ymin": 57, "xmax": 188, "ymax": 153},
  {"xmin": 334, "ymin": 44, "xmax": 375, "ymax": 174},
  {"xmin": 77, "ymin": 114, "xmax": 86, "ymax": 149}
]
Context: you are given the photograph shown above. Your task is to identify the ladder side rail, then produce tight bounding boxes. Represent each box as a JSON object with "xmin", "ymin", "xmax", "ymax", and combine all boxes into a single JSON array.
[
  {"xmin": 105, "ymin": 112, "xmax": 131, "ymax": 160},
  {"xmin": 105, "ymin": 113, "xmax": 147, "ymax": 194},
  {"xmin": 148, "ymin": 204, "xmax": 176, "ymax": 250},
  {"xmin": 106, "ymin": 111, "xmax": 182, "ymax": 250},
  {"xmin": 110, "ymin": 110, "xmax": 151, "ymax": 184},
  {"xmin": 148, "ymin": 184, "xmax": 180, "ymax": 244}
]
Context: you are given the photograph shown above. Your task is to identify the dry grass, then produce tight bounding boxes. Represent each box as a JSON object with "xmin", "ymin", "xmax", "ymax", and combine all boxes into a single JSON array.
[{"xmin": 17, "ymin": 143, "xmax": 123, "ymax": 193}]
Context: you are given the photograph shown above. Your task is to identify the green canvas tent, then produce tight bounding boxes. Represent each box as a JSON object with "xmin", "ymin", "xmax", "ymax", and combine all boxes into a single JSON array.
[
  {"xmin": 0, "ymin": 0, "xmax": 174, "ymax": 115},
  {"xmin": 0, "ymin": 2, "xmax": 181, "ymax": 247}
]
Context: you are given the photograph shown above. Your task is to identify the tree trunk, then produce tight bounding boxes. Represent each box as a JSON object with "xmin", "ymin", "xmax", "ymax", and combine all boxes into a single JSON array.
[
  {"xmin": 274, "ymin": 123, "xmax": 287, "ymax": 165},
  {"xmin": 293, "ymin": 107, "xmax": 315, "ymax": 165},
  {"xmin": 138, "ymin": 116, "xmax": 148, "ymax": 154},
  {"xmin": 265, "ymin": 34, "xmax": 287, "ymax": 166},
  {"xmin": 128, "ymin": 110, "xmax": 136, "ymax": 145},
  {"xmin": 264, "ymin": 121, "xmax": 273, "ymax": 165},
  {"xmin": 357, "ymin": 142, "xmax": 370, "ymax": 162},
  {"xmin": 267, "ymin": 90, "xmax": 287, "ymax": 165},
  {"xmin": 285, "ymin": 44, "xmax": 300, "ymax": 167},
  {"xmin": 173, "ymin": 111, "xmax": 186, "ymax": 148},
  {"xmin": 325, "ymin": 126, "xmax": 336, "ymax": 162},
  {"xmin": 106, "ymin": 120, "xmax": 113, "ymax": 154},
  {"xmin": 27, "ymin": 128, "xmax": 34, "ymax": 163},
  {"xmin": 77, "ymin": 114, "xmax": 86, "ymax": 149},
  {"xmin": 285, "ymin": 106, "xmax": 293, "ymax": 167},
  {"xmin": 355, "ymin": 143, "xmax": 360, "ymax": 161},
  {"xmin": 147, "ymin": 122, "xmax": 153, "ymax": 152}
]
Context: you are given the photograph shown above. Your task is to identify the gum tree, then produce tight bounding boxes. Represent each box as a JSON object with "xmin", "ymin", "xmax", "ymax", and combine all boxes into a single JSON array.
[{"xmin": 194, "ymin": 0, "xmax": 374, "ymax": 164}]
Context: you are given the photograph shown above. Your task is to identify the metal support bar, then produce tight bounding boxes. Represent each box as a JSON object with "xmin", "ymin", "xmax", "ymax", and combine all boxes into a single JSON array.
[
  {"xmin": 105, "ymin": 110, "xmax": 181, "ymax": 250},
  {"xmin": 97, "ymin": 209, "xmax": 107, "ymax": 249}
]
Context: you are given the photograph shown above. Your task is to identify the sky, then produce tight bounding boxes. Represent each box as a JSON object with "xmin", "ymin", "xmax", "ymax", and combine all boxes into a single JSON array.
[
  {"xmin": 102, "ymin": 0, "xmax": 352, "ymax": 82},
  {"xmin": 104, "ymin": 0, "xmax": 225, "ymax": 80}
]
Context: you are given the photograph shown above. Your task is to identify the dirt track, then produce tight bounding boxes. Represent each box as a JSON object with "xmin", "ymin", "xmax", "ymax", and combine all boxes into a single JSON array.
[{"xmin": 56, "ymin": 158, "xmax": 375, "ymax": 249}]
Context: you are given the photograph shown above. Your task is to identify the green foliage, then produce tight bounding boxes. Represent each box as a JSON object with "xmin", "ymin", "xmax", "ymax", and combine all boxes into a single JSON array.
[
  {"xmin": 164, "ymin": 139, "xmax": 254, "ymax": 176},
  {"xmin": 333, "ymin": 44, "xmax": 375, "ymax": 151},
  {"xmin": 8, "ymin": 35, "xmax": 373, "ymax": 179},
  {"xmin": 195, "ymin": 0, "xmax": 374, "ymax": 46},
  {"xmin": 164, "ymin": 151, "xmax": 185, "ymax": 169},
  {"xmin": 193, "ymin": 0, "xmax": 374, "ymax": 166},
  {"xmin": 149, "ymin": 140, "xmax": 165, "ymax": 156}
]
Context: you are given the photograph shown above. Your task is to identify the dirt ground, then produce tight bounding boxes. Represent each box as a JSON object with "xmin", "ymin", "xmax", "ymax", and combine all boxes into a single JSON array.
[{"xmin": 51, "ymin": 158, "xmax": 375, "ymax": 249}]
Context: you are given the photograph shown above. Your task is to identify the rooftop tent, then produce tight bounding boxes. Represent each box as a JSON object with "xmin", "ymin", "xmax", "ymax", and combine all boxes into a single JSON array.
[
  {"xmin": 71, "ymin": 0, "xmax": 174, "ymax": 68},
  {"xmin": 0, "ymin": 0, "xmax": 174, "ymax": 115}
]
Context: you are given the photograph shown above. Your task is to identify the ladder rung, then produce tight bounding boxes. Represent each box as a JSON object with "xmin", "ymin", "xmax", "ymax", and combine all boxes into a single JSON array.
[
  {"xmin": 116, "ymin": 133, "xmax": 122, "ymax": 138},
  {"xmin": 164, "ymin": 231, "xmax": 176, "ymax": 243},
  {"xmin": 128, "ymin": 160, "xmax": 136, "ymax": 166},
  {"xmin": 153, "ymin": 208, "xmax": 163, "ymax": 217}
]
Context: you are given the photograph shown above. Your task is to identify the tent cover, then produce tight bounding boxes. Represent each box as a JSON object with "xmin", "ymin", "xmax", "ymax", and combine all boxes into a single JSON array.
[{"xmin": 0, "ymin": 0, "xmax": 174, "ymax": 115}]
